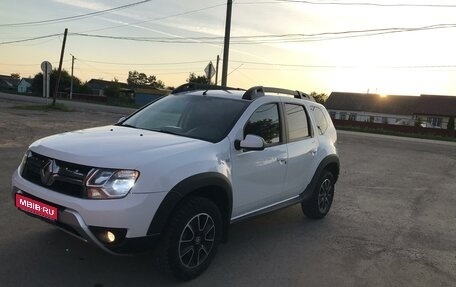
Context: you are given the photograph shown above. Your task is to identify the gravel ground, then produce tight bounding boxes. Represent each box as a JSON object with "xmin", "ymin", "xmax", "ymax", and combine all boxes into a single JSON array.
[{"xmin": 0, "ymin": 95, "xmax": 455, "ymax": 287}]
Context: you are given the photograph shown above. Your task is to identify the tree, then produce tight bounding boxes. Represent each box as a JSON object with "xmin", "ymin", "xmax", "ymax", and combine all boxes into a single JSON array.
[
  {"xmin": 10, "ymin": 73, "xmax": 20, "ymax": 80},
  {"xmin": 127, "ymin": 70, "xmax": 164, "ymax": 88},
  {"xmin": 447, "ymin": 116, "xmax": 455, "ymax": 130},
  {"xmin": 76, "ymin": 81, "xmax": 92, "ymax": 94},
  {"xmin": 310, "ymin": 92, "xmax": 328, "ymax": 105},
  {"xmin": 104, "ymin": 81, "xmax": 121, "ymax": 98},
  {"xmin": 31, "ymin": 69, "xmax": 82, "ymax": 97},
  {"xmin": 187, "ymin": 72, "xmax": 210, "ymax": 84}
]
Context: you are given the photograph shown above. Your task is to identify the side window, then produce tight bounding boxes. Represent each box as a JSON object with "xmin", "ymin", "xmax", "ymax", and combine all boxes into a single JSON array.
[
  {"xmin": 244, "ymin": 103, "xmax": 281, "ymax": 145},
  {"xmin": 285, "ymin": 104, "xmax": 310, "ymax": 141},
  {"xmin": 312, "ymin": 107, "xmax": 329, "ymax": 134}
]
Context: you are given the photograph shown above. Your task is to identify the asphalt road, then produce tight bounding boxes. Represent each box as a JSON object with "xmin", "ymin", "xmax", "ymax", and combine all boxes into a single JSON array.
[{"xmin": 0, "ymin": 95, "xmax": 455, "ymax": 286}]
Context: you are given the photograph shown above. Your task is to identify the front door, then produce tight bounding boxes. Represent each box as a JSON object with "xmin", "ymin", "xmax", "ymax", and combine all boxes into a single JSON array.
[{"xmin": 230, "ymin": 103, "xmax": 288, "ymax": 219}]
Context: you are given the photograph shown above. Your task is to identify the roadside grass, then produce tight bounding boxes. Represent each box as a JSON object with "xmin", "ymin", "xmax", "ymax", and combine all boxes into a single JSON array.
[
  {"xmin": 12, "ymin": 103, "xmax": 74, "ymax": 112},
  {"xmin": 337, "ymin": 126, "xmax": 456, "ymax": 142},
  {"xmin": 106, "ymin": 97, "xmax": 140, "ymax": 109}
]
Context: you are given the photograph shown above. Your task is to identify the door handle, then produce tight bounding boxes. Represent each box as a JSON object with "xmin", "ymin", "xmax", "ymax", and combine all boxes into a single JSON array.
[
  {"xmin": 277, "ymin": 158, "xmax": 287, "ymax": 165},
  {"xmin": 310, "ymin": 148, "xmax": 318, "ymax": 156}
]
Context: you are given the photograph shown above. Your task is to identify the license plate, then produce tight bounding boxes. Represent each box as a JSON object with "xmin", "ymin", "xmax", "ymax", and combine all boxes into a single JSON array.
[{"xmin": 15, "ymin": 194, "xmax": 58, "ymax": 221}]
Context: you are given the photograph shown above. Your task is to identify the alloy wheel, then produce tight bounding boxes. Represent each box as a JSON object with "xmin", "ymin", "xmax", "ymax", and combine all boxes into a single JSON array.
[
  {"xmin": 318, "ymin": 178, "xmax": 333, "ymax": 213},
  {"xmin": 178, "ymin": 213, "xmax": 215, "ymax": 269}
]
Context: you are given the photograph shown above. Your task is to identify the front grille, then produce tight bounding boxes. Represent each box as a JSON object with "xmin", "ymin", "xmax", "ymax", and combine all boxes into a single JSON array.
[{"xmin": 21, "ymin": 151, "xmax": 93, "ymax": 198}]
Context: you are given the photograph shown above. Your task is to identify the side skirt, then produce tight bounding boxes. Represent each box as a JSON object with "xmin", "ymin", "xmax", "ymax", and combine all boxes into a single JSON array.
[{"xmin": 230, "ymin": 195, "xmax": 303, "ymax": 224}]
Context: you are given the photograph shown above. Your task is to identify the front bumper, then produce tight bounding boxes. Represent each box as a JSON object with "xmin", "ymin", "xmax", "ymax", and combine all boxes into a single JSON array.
[{"xmin": 12, "ymin": 169, "xmax": 166, "ymax": 254}]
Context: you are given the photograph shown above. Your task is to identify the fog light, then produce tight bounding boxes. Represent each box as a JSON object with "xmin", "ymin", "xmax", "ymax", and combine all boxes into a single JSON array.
[
  {"xmin": 90, "ymin": 226, "xmax": 127, "ymax": 245},
  {"xmin": 105, "ymin": 231, "xmax": 116, "ymax": 243}
]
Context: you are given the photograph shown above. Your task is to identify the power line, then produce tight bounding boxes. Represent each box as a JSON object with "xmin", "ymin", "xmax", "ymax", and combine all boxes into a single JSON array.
[
  {"xmin": 76, "ymin": 59, "xmax": 211, "ymax": 66},
  {"xmin": 71, "ymin": 23, "xmax": 456, "ymax": 44},
  {"xmin": 0, "ymin": 0, "xmax": 153, "ymax": 27},
  {"xmin": 229, "ymin": 60, "xmax": 456, "ymax": 69},
  {"xmin": 71, "ymin": 56, "xmax": 456, "ymax": 70},
  {"xmin": 0, "ymin": 34, "xmax": 61, "ymax": 45},
  {"xmin": 4, "ymin": 22, "xmax": 456, "ymax": 47}
]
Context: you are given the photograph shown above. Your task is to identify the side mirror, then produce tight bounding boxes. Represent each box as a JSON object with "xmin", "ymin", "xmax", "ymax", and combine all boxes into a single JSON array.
[
  {"xmin": 234, "ymin": 134, "xmax": 265, "ymax": 151},
  {"xmin": 117, "ymin": 116, "xmax": 126, "ymax": 124}
]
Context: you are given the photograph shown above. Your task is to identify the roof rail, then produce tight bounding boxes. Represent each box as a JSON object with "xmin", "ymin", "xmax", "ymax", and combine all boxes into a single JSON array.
[
  {"xmin": 242, "ymin": 86, "xmax": 315, "ymax": 101},
  {"xmin": 171, "ymin": 83, "xmax": 241, "ymax": 94}
]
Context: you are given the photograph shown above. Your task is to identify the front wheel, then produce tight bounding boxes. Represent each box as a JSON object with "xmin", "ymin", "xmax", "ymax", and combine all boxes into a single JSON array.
[
  {"xmin": 302, "ymin": 170, "xmax": 335, "ymax": 219},
  {"xmin": 156, "ymin": 197, "xmax": 222, "ymax": 280}
]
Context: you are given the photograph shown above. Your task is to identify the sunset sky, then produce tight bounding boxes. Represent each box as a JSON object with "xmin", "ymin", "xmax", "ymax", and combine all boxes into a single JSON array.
[{"xmin": 1, "ymin": 0, "xmax": 456, "ymax": 96}]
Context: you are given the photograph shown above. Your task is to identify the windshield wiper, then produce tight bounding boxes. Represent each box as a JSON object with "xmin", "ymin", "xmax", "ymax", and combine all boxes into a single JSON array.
[
  {"xmin": 149, "ymin": 128, "xmax": 181, "ymax": 136},
  {"xmin": 118, "ymin": 123, "xmax": 138, "ymax": 129}
]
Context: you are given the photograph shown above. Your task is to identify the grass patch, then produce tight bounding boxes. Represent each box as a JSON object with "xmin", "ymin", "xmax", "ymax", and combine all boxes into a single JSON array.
[
  {"xmin": 106, "ymin": 97, "xmax": 140, "ymax": 109},
  {"xmin": 12, "ymin": 103, "xmax": 74, "ymax": 112},
  {"xmin": 337, "ymin": 126, "xmax": 456, "ymax": 142}
]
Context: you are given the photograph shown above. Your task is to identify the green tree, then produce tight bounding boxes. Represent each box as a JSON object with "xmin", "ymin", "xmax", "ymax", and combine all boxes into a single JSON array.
[
  {"xmin": 104, "ymin": 81, "xmax": 121, "ymax": 98},
  {"xmin": 127, "ymin": 70, "xmax": 164, "ymax": 88},
  {"xmin": 11, "ymin": 73, "xmax": 20, "ymax": 80},
  {"xmin": 76, "ymin": 81, "xmax": 92, "ymax": 94},
  {"xmin": 187, "ymin": 72, "xmax": 210, "ymax": 84},
  {"xmin": 31, "ymin": 69, "xmax": 80, "ymax": 97},
  {"xmin": 447, "ymin": 116, "xmax": 455, "ymax": 130},
  {"xmin": 310, "ymin": 92, "xmax": 328, "ymax": 105}
]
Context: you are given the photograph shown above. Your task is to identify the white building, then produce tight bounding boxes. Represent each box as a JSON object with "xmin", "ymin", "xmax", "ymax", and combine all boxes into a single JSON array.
[
  {"xmin": 325, "ymin": 92, "xmax": 456, "ymax": 129},
  {"xmin": 325, "ymin": 92, "xmax": 417, "ymax": 126},
  {"xmin": 17, "ymin": 78, "xmax": 32, "ymax": 93}
]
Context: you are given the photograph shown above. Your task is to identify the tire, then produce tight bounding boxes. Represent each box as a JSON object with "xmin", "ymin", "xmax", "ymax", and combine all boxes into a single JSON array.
[
  {"xmin": 155, "ymin": 197, "xmax": 222, "ymax": 281},
  {"xmin": 301, "ymin": 170, "xmax": 335, "ymax": 219}
]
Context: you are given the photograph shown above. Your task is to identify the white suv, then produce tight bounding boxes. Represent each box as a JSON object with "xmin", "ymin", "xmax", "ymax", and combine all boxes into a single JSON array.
[{"xmin": 12, "ymin": 84, "xmax": 339, "ymax": 280}]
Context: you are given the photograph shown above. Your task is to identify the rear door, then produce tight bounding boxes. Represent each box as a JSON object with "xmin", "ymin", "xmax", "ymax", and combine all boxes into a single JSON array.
[{"xmin": 282, "ymin": 102, "xmax": 319, "ymax": 198}]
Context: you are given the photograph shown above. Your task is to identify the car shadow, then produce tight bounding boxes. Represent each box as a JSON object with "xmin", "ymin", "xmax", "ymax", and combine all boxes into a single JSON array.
[{"xmin": 0, "ymin": 206, "xmax": 336, "ymax": 287}]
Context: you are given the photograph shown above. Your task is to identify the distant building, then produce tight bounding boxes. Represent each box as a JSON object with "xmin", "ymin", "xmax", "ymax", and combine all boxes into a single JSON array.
[
  {"xmin": 325, "ymin": 92, "xmax": 456, "ymax": 128},
  {"xmin": 87, "ymin": 79, "xmax": 129, "ymax": 96},
  {"xmin": 17, "ymin": 78, "xmax": 32, "ymax": 93},
  {"xmin": 134, "ymin": 87, "xmax": 171, "ymax": 106},
  {"xmin": 325, "ymin": 92, "xmax": 417, "ymax": 126},
  {"xmin": 0, "ymin": 75, "xmax": 20, "ymax": 92},
  {"xmin": 414, "ymin": 95, "xmax": 456, "ymax": 129}
]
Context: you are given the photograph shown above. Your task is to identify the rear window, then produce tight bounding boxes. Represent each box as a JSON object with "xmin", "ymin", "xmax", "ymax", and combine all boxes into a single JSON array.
[
  {"xmin": 285, "ymin": 104, "xmax": 310, "ymax": 141},
  {"xmin": 312, "ymin": 107, "xmax": 329, "ymax": 134},
  {"xmin": 121, "ymin": 95, "xmax": 249, "ymax": 143}
]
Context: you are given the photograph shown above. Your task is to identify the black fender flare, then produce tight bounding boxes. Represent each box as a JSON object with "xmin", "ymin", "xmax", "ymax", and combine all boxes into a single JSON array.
[
  {"xmin": 147, "ymin": 172, "xmax": 233, "ymax": 239},
  {"xmin": 301, "ymin": 154, "xmax": 340, "ymax": 201}
]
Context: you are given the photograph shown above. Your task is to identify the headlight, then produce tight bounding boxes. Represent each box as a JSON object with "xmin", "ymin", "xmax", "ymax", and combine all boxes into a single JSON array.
[
  {"xmin": 19, "ymin": 150, "xmax": 31, "ymax": 174},
  {"xmin": 85, "ymin": 169, "xmax": 139, "ymax": 199}
]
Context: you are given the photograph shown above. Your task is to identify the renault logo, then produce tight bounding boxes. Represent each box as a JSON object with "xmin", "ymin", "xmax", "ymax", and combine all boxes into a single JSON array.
[{"xmin": 40, "ymin": 159, "xmax": 59, "ymax": 186}]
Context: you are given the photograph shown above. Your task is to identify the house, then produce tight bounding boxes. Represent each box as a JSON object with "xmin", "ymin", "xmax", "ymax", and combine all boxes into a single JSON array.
[
  {"xmin": 325, "ymin": 92, "xmax": 418, "ymax": 126},
  {"xmin": 134, "ymin": 87, "xmax": 171, "ymax": 106},
  {"xmin": 0, "ymin": 75, "xmax": 20, "ymax": 92},
  {"xmin": 87, "ymin": 79, "xmax": 129, "ymax": 96},
  {"xmin": 17, "ymin": 78, "xmax": 32, "ymax": 93},
  {"xmin": 414, "ymin": 95, "xmax": 456, "ymax": 129}
]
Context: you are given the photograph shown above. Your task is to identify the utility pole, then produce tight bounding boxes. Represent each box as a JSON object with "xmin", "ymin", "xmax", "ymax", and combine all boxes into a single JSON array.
[
  {"xmin": 221, "ymin": 0, "xmax": 232, "ymax": 87},
  {"xmin": 215, "ymin": 55, "xmax": 220, "ymax": 85},
  {"xmin": 53, "ymin": 28, "xmax": 68, "ymax": 105},
  {"xmin": 70, "ymin": 54, "xmax": 74, "ymax": 100}
]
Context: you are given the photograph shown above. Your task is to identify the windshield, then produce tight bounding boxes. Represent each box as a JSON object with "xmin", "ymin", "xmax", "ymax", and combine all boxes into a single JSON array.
[{"xmin": 121, "ymin": 94, "xmax": 249, "ymax": 143}]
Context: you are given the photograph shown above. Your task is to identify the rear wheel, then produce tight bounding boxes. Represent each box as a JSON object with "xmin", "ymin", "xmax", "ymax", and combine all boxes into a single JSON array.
[
  {"xmin": 302, "ymin": 170, "xmax": 335, "ymax": 219},
  {"xmin": 156, "ymin": 197, "xmax": 222, "ymax": 280}
]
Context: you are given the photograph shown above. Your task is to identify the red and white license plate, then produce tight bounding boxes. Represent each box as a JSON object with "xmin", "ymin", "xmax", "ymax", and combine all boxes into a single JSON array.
[{"xmin": 15, "ymin": 194, "xmax": 58, "ymax": 221}]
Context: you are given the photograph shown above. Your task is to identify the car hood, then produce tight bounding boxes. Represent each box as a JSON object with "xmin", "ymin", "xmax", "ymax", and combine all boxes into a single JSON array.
[{"xmin": 29, "ymin": 125, "xmax": 210, "ymax": 169}]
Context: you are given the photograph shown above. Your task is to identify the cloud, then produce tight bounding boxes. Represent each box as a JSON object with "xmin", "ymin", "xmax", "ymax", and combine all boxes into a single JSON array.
[{"xmin": 51, "ymin": 0, "xmax": 111, "ymax": 11}]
